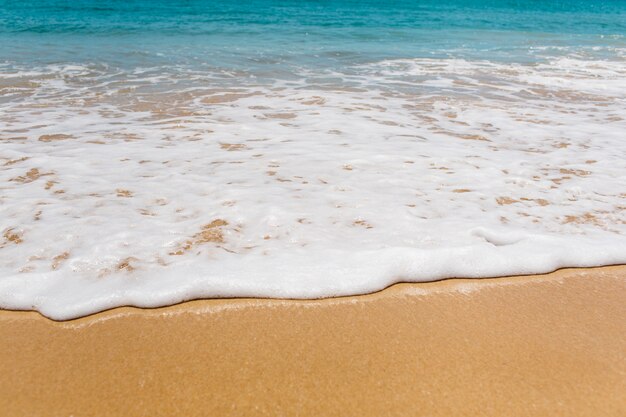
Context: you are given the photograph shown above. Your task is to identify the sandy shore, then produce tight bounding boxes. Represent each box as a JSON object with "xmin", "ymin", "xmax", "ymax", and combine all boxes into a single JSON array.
[{"xmin": 1, "ymin": 266, "xmax": 625, "ymax": 416}]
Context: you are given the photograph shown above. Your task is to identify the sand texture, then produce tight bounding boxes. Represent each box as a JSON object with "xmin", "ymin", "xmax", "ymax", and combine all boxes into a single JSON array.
[{"xmin": 1, "ymin": 266, "xmax": 625, "ymax": 416}]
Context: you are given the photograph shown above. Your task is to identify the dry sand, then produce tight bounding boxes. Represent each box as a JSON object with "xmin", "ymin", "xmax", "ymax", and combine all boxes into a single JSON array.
[{"xmin": 1, "ymin": 266, "xmax": 625, "ymax": 416}]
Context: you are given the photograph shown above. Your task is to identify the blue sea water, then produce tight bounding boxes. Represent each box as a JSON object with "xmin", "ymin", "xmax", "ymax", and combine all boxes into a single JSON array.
[
  {"xmin": 1, "ymin": 0, "xmax": 625, "ymax": 74},
  {"xmin": 1, "ymin": 1, "xmax": 626, "ymax": 319}
]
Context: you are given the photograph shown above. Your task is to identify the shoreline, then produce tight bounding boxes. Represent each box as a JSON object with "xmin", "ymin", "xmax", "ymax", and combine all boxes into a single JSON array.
[
  {"xmin": 5, "ymin": 264, "xmax": 626, "ymax": 321},
  {"xmin": 1, "ymin": 265, "xmax": 625, "ymax": 415}
]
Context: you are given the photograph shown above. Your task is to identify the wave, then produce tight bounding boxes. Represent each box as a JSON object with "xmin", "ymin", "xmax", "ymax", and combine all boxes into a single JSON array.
[{"xmin": 1, "ymin": 54, "xmax": 625, "ymax": 319}]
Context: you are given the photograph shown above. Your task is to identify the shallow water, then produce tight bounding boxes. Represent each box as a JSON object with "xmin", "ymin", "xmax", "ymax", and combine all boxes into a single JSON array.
[{"xmin": 1, "ymin": 1, "xmax": 625, "ymax": 319}]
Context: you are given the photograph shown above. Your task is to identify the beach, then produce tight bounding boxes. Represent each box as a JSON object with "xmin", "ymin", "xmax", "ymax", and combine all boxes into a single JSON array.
[
  {"xmin": 2, "ymin": 265, "xmax": 625, "ymax": 416},
  {"xmin": 1, "ymin": 2, "xmax": 626, "ymax": 413}
]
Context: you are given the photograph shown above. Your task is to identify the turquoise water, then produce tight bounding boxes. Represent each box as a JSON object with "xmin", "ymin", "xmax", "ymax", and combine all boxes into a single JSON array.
[
  {"xmin": 2, "ymin": 1, "xmax": 626, "ymax": 319},
  {"xmin": 1, "ymin": 0, "xmax": 625, "ymax": 73}
]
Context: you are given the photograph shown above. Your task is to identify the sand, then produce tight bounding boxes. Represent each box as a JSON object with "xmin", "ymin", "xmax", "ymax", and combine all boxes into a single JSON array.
[{"xmin": 1, "ymin": 266, "xmax": 625, "ymax": 416}]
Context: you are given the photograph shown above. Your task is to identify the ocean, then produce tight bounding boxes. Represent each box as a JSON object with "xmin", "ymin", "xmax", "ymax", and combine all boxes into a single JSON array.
[{"xmin": 1, "ymin": 0, "xmax": 625, "ymax": 319}]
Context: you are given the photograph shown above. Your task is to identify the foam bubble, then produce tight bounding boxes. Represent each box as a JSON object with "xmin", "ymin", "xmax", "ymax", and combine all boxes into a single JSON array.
[{"xmin": 1, "ymin": 55, "xmax": 625, "ymax": 319}]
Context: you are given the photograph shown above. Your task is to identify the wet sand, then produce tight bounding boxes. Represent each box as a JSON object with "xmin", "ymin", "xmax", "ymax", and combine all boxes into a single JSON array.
[{"xmin": 1, "ymin": 266, "xmax": 625, "ymax": 416}]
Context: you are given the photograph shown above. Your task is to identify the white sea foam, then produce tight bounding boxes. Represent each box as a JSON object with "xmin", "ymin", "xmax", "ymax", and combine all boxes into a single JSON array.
[{"xmin": 1, "ymin": 56, "xmax": 625, "ymax": 319}]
